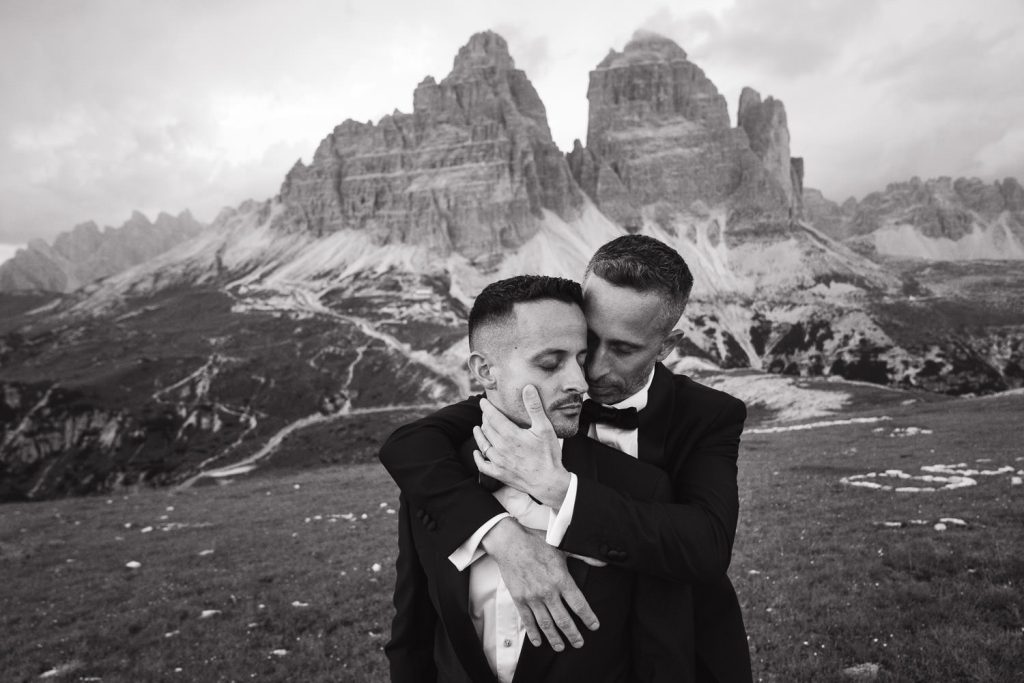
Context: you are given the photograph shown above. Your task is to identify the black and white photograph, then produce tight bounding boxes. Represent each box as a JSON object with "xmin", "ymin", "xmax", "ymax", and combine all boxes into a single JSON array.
[{"xmin": 1, "ymin": 1, "xmax": 1022, "ymax": 681}]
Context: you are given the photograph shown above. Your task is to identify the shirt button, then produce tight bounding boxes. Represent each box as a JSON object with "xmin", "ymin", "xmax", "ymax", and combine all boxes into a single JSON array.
[{"xmin": 503, "ymin": 639, "xmax": 513, "ymax": 648}]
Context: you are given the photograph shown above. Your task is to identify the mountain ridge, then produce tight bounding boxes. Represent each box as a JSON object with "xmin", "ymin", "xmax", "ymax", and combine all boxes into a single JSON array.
[
  {"xmin": 0, "ymin": 210, "xmax": 204, "ymax": 293},
  {"xmin": 803, "ymin": 176, "xmax": 1024, "ymax": 261}
]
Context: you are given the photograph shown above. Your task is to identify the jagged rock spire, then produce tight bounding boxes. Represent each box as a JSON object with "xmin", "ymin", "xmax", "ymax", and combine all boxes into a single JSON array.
[
  {"xmin": 571, "ymin": 30, "xmax": 800, "ymax": 229},
  {"xmin": 276, "ymin": 31, "xmax": 582, "ymax": 258},
  {"xmin": 449, "ymin": 31, "xmax": 516, "ymax": 76},
  {"xmin": 738, "ymin": 87, "xmax": 801, "ymax": 210}
]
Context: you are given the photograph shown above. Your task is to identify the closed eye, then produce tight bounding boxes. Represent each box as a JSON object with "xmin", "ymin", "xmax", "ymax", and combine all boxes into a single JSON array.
[
  {"xmin": 535, "ymin": 353, "xmax": 564, "ymax": 371},
  {"xmin": 611, "ymin": 344, "xmax": 640, "ymax": 356}
]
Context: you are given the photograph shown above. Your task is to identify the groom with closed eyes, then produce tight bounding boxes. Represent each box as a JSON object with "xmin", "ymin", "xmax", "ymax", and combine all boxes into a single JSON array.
[
  {"xmin": 382, "ymin": 235, "xmax": 752, "ymax": 682},
  {"xmin": 385, "ymin": 274, "xmax": 692, "ymax": 682}
]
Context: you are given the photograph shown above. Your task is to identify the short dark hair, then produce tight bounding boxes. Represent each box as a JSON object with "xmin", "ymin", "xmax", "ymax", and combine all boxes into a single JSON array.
[
  {"xmin": 584, "ymin": 235, "xmax": 694, "ymax": 307},
  {"xmin": 468, "ymin": 275, "xmax": 583, "ymax": 349}
]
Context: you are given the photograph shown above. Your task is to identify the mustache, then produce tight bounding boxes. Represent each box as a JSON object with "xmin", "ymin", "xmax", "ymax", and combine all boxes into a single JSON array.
[{"xmin": 549, "ymin": 394, "xmax": 583, "ymax": 410}]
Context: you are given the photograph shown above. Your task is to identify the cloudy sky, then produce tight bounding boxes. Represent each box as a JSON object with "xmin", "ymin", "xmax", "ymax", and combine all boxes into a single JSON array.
[{"xmin": 1, "ymin": 0, "xmax": 1022, "ymax": 262}]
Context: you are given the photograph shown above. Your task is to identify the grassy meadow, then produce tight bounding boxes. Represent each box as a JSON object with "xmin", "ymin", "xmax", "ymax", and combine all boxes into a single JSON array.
[{"xmin": 1, "ymin": 391, "xmax": 1022, "ymax": 682}]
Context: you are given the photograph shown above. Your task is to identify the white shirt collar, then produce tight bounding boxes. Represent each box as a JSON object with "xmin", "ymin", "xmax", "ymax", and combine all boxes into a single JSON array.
[{"xmin": 603, "ymin": 367, "xmax": 655, "ymax": 411}]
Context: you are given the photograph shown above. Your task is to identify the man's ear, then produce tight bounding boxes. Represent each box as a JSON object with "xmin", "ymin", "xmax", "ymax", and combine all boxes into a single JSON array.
[
  {"xmin": 656, "ymin": 328, "xmax": 684, "ymax": 363},
  {"xmin": 467, "ymin": 351, "xmax": 498, "ymax": 389}
]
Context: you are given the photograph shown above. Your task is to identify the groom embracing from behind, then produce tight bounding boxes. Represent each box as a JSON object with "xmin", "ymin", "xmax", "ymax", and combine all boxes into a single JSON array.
[
  {"xmin": 382, "ymin": 235, "xmax": 751, "ymax": 682},
  {"xmin": 386, "ymin": 275, "xmax": 692, "ymax": 682}
]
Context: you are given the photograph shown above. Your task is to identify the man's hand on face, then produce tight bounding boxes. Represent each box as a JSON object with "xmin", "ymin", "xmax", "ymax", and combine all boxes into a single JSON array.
[
  {"xmin": 481, "ymin": 517, "xmax": 599, "ymax": 651},
  {"xmin": 472, "ymin": 385, "xmax": 572, "ymax": 509}
]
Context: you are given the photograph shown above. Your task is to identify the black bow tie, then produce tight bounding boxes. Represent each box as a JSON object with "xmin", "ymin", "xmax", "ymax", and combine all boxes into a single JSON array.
[{"xmin": 581, "ymin": 399, "xmax": 640, "ymax": 430}]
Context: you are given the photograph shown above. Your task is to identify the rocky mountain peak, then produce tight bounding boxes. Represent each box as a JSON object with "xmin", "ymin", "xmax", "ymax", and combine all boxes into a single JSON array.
[
  {"xmin": 737, "ymin": 87, "xmax": 761, "ymax": 118},
  {"xmin": 587, "ymin": 31, "xmax": 729, "ymax": 138},
  {"xmin": 125, "ymin": 210, "xmax": 150, "ymax": 228},
  {"xmin": 275, "ymin": 31, "xmax": 582, "ymax": 259},
  {"xmin": 450, "ymin": 30, "xmax": 515, "ymax": 76},
  {"xmin": 573, "ymin": 33, "xmax": 798, "ymax": 231},
  {"xmin": 737, "ymin": 87, "xmax": 801, "ymax": 209}
]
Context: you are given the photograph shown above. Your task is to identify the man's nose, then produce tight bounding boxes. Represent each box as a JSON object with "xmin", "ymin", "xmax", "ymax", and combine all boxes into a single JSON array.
[
  {"xmin": 563, "ymin": 357, "xmax": 588, "ymax": 394},
  {"xmin": 586, "ymin": 343, "xmax": 609, "ymax": 380}
]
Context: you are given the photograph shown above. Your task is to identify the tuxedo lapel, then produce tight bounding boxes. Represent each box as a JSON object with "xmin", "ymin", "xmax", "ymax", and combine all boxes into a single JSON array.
[
  {"xmin": 431, "ymin": 548, "xmax": 497, "ymax": 682},
  {"xmin": 428, "ymin": 450, "xmax": 498, "ymax": 683},
  {"xmin": 559, "ymin": 436, "xmax": 596, "ymax": 589},
  {"xmin": 637, "ymin": 363, "xmax": 674, "ymax": 467}
]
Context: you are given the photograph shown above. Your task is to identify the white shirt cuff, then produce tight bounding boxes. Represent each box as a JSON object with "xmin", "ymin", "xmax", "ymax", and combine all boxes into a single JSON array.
[
  {"xmin": 544, "ymin": 472, "xmax": 578, "ymax": 547},
  {"xmin": 447, "ymin": 512, "xmax": 510, "ymax": 571}
]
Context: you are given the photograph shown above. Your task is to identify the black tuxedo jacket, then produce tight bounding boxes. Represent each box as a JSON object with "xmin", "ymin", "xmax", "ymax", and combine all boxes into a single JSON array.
[
  {"xmin": 385, "ymin": 435, "xmax": 693, "ymax": 682},
  {"xmin": 380, "ymin": 363, "xmax": 751, "ymax": 682}
]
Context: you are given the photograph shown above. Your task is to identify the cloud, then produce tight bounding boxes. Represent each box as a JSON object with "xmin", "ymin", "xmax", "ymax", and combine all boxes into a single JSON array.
[
  {"xmin": 0, "ymin": 89, "xmax": 306, "ymax": 239},
  {"xmin": 646, "ymin": 0, "xmax": 884, "ymax": 79},
  {"xmin": 492, "ymin": 25, "xmax": 551, "ymax": 81},
  {"xmin": 638, "ymin": 8, "xmax": 720, "ymax": 60},
  {"xmin": 972, "ymin": 128, "xmax": 1024, "ymax": 180},
  {"xmin": 860, "ymin": 22, "xmax": 1021, "ymax": 104},
  {"xmin": 0, "ymin": 243, "xmax": 18, "ymax": 266}
]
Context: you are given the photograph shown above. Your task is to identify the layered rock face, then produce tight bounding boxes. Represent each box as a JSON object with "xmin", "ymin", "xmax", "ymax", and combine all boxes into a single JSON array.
[
  {"xmin": 737, "ymin": 87, "xmax": 803, "ymax": 213},
  {"xmin": 0, "ymin": 211, "xmax": 203, "ymax": 292},
  {"xmin": 277, "ymin": 31, "xmax": 582, "ymax": 260},
  {"xmin": 804, "ymin": 176, "xmax": 1024, "ymax": 260},
  {"xmin": 569, "ymin": 31, "xmax": 795, "ymax": 230}
]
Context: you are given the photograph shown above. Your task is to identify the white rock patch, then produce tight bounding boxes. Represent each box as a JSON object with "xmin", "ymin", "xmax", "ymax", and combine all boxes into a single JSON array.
[
  {"xmin": 922, "ymin": 463, "xmax": 1015, "ymax": 477},
  {"xmin": 889, "ymin": 427, "xmax": 933, "ymax": 437},
  {"xmin": 841, "ymin": 469, "xmax": 975, "ymax": 492},
  {"xmin": 843, "ymin": 461, "xmax": 1018, "ymax": 492},
  {"xmin": 749, "ymin": 416, "xmax": 892, "ymax": 435}
]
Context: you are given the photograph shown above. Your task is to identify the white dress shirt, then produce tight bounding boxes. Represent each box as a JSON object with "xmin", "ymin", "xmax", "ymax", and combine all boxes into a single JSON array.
[{"xmin": 467, "ymin": 485, "xmax": 552, "ymax": 682}]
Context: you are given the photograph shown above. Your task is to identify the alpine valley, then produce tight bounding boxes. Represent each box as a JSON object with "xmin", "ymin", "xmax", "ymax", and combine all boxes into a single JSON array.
[{"xmin": 2, "ymin": 31, "xmax": 1022, "ymax": 502}]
